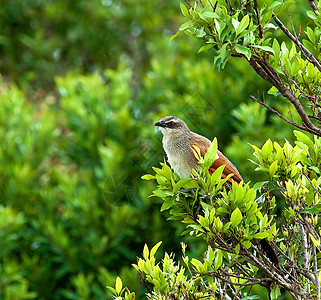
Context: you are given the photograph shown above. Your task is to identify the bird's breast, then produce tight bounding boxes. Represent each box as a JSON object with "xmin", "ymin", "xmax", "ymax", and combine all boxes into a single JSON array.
[{"xmin": 162, "ymin": 137, "xmax": 197, "ymax": 178}]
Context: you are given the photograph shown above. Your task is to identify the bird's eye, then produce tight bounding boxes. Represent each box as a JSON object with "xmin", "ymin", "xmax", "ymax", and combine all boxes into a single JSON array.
[{"xmin": 168, "ymin": 121, "xmax": 175, "ymax": 127}]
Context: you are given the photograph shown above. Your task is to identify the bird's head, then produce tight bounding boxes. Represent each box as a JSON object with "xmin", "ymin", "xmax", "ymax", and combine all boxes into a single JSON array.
[{"xmin": 155, "ymin": 116, "xmax": 189, "ymax": 135}]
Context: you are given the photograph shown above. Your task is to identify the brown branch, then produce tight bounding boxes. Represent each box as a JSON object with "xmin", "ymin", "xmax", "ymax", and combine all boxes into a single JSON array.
[
  {"xmin": 137, "ymin": 271, "xmax": 153, "ymax": 295},
  {"xmin": 311, "ymin": 242, "xmax": 321, "ymax": 300},
  {"xmin": 249, "ymin": 95, "xmax": 308, "ymax": 131},
  {"xmin": 308, "ymin": 0, "xmax": 318, "ymax": 13},
  {"xmin": 209, "ymin": 270, "xmax": 272, "ymax": 287},
  {"xmin": 225, "ymin": 0, "xmax": 233, "ymax": 15},
  {"xmin": 248, "ymin": 57, "xmax": 321, "ymax": 136},
  {"xmin": 184, "ymin": 0, "xmax": 192, "ymax": 8},
  {"xmin": 299, "ymin": 223, "xmax": 310, "ymax": 271},
  {"xmin": 253, "ymin": 0, "xmax": 263, "ymax": 39},
  {"xmin": 249, "ymin": 58, "xmax": 278, "ymax": 86},
  {"xmin": 239, "ymin": 244, "xmax": 315, "ymax": 299},
  {"xmin": 198, "ymin": 0, "xmax": 204, "ymax": 8},
  {"xmin": 302, "ymin": 170, "xmax": 321, "ymax": 198},
  {"xmin": 273, "ymin": 15, "xmax": 321, "ymax": 72}
]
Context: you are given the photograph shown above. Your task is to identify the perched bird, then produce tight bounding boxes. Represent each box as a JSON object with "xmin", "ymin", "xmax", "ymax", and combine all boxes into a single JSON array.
[
  {"xmin": 155, "ymin": 116, "xmax": 279, "ymax": 266},
  {"xmin": 155, "ymin": 116, "xmax": 243, "ymax": 183}
]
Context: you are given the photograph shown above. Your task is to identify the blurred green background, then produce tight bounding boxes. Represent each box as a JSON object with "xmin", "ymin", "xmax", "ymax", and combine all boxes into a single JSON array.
[{"xmin": 0, "ymin": 0, "xmax": 311, "ymax": 299}]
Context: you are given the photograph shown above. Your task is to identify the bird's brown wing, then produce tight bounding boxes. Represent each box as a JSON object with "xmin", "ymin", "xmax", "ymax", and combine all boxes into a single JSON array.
[
  {"xmin": 189, "ymin": 133, "xmax": 243, "ymax": 184},
  {"xmin": 211, "ymin": 150, "xmax": 243, "ymax": 183}
]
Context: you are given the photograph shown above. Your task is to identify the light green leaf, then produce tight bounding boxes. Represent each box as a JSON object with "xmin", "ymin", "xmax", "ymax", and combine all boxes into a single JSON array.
[
  {"xmin": 307, "ymin": 10, "xmax": 318, "ymax": 20},
  {"xmin": 253, "ymin": 45, "xmax": 274, "ymax": 54},
  {"xmin": 232, "ymin": 18, "xmax": 240, "ymax": 32},
  {"xmin": 180, "ymin": 3, "xmax": 189, "ymax": 18},
  {"xmin": 150, "ymin": 241, "xmax": 162, "ymax": 257},
  {"xmin": 230, "ymin": 207, "xmax": 242, "ymax": 228},
  {"xmin": 160, "ymin": 197, "xmax": 175, "ymax": 211},
  {"xmin": 237, "ymin": 15, "xmax": 249, "ymax": 36},
  {"xmin": 141, "ymin": 174, "xmax": 155, "ymax": 180},
  {"xmin": 143, "ymin": 244, "xmax": 149, "ymax": 260},
  {"xmin": 202, "ymin": 12, "xmax": 220, "ymax": 19},
  {"xmin": 253, "ymin": 232, "xmax": 269, "ymax": 239},
  {"xmin": 235, "ymin": 44, "xmax": 251, "ymax": 60},
  {"xmin": 169, "ymin": 30, "xmax": 184, "ymax": 42},
  {"xmin": 204, "ymin": 138, "xmax": 218, "ymax": 169},
  {"xmin": 198, "ymin": 43, "xmax": 215, "ymax": 53},
  {"xmin": 272, "ymin": 39, "xmax": 280, "ymax": 58},
  {"xmin": 173, "ymin": 178, "xmax": 194, "ymax": 193},
  {"xmin": 115, "ymin": 277, "xmax": 123, "ymax": 295},
  {"xmin": 269, "ymin": 160, "xmax": 278, "ymax": 177},
  {"xmin": 211, "ymin": 165, "xmax": 225, "ymax": 185},
  {"xmin": 179, "ymin": 20, "xmax": 193, "ymax": 31},
  {"xmin": 214, "ymin": 250, "xmax": 223, "ymax": 269}
]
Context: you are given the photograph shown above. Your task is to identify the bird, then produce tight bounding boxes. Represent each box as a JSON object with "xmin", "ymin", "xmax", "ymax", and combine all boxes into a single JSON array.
[
  {"xmin": 154, "ymin": 116, "xmax": 279, "ymax": 266},
  {"xmin": 154, "ymin": 116, "xmax": 243, "ymax": 184}
]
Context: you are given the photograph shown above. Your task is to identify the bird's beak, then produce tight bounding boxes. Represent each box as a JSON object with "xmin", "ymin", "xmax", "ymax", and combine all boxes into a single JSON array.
[{"xmin": 154, "ymin": 120, "xmax": 168, "ymax": 128}]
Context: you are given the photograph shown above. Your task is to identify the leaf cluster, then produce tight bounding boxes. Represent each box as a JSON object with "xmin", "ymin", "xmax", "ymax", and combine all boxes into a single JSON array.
[{"xmin": 111, "ymin": 133, "xmax": 321, "ymax": 299}]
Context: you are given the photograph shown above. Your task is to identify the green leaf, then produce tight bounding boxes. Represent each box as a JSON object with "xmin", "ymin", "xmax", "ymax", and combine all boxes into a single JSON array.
[
  {"xmin": 202, "ymin": 12, "xmax": 220, "ymax": 19},
  {"xmin": 214, "ymin": 250, "xmax": 223, "ymax": 269},
  {"xmin": 115, "ymin": 276, "xmax": 123, "ymax": 295},
  {"xmin": 252, "ymin": 45, "xmax": 274, "ymax": 54},
  {"xmin": 173, "ymin": 178, "xmax": 194, "ymax": 193},
  {"xmin": 253, "ymin": 232, "xmax": 269, "ymax": 239},
  {"xmin": 269, "ymin": 160, "xmax": 278, "ymax": 177},
  {"xmin": 150, "ymin": 241, "xmax": 162, "ymax": 257},
  {"xmin": 169, "ymin": 30, "xmax": 184, "ymax": 42},
  {"xmin": 141, "ymin": 174, "xmax": 155, "ymax": 180},
  {"xmin": 204, "ymin": 138, "xmax": 218, "ymax": 169},
  {"xmin": 198, "ymin": 43, "xmax": 215, "ymax": 53},
  {"xmin": 160, "ymin": 163, "xmax": 173, "ymax": 179},
  {"xmin": 241, "ymin": 296, "xmax": 260, "ymax": 299},
  {"xmin": 214, "ymin": 43, "xmax": 231, "ymax": 70},
  {"xmin": 179, "ymin": 20, "xmax": 193, "ymax": 31},
  {"xmin": 236, "ymin": 15, "xmax": 249, "ymax": 36},
  {"xmin": 160, "ymin": 197, "xmax": 175, "ymax": 211},
  {"xmin": 300, "ymin": 207, "xmax": 319, "ymax": 214},
  {"xmin": 294, "ymin": 130, "xmax": 314, "ymax": 149},
  {"xmin": 211, "ymin": 165, "xmax": 225, "ymax": 185},
  {"xmin": 261, "ymin": 139, "xmax": 273, "ymax": 158},
  {"xmin": 230, "ymin": 208, "xmax": 242, "ymax": 228},
  {"xmin": 143, "ymin": 244, "xmax": 149, "ymax": 260},
  {"xmin": 307, "ymin": 10, "xmax": 318, "ymax": 20},
  {"xmin": 153, "ymin": 189, "xmax": 172, "ymax": 198},
  {"xmin": 253, "ymin": 181, "xmax": 268, "ymax": 190},
  {"xmin": 272, "ymin": 39, "xmax": 280, "ymax": 58},
  {"xmin": 232, "ymin": 18, "xmax": 240, "ymax": 32},
  {"xmin": 180, "ymin": 3, "xmax": 189, "ymax": 18},
  {"xmin": 306, "ymin": 27, "xmax": 316, "ymax": 44},
  {"xmin": 235, "ymin": 44, "xmax": 251, "ymax": 60}
]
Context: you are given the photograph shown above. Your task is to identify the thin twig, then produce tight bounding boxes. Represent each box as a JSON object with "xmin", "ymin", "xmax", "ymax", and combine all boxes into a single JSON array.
[
  {"xmin": 210, "ymin": 271, "xmax": 272, "ymax": 287},
  {"xmin": 249, "ymin": 95, "xmax": 308, "ymax": 131},
  {"xmin": 225, "ymin": 0, "xmax": 233, "ymax": 14},
  {"xmin": 299, "ymin": 223, "xmax": 309, "ymax": 271},
  {"xmin": 184, "ymin": 0, "xmax": 192, "ymax": 8},
  {"xmin": 308, "ymin": 0, "xmax": 318, "ymax": 13},
  {"xmin": 253, "ymin": 0, "xmax": 263, "ymax": 39},
  {"xmin": 273, "ymin": 15, "xmax": 321, "ymax": 72},
  {"xmin": 311, "ymin": 242, "xmax": 321, "ymax": 300},
  {"xmin": 302, "ymin": 170, "xmax": 321, "ymax": 198},
  {"xmin": 287, "ymin": 9, "xmax": 297, "ymax": 39}
]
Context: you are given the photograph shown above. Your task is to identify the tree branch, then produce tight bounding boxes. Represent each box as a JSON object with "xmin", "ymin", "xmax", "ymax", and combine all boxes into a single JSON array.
[
  {"xmin": 253, "ymin": 0, "xmax": 263, "ymax": 39},
  {"xmin": 239, "ymin": 244, "xmax": 315, "ymax": 299},
  {"xmin": 308, "ymin": 0, "xmax": 318, "ymax": 13},
  {"xmin": 311, "ymin": 242, "xmax": 321, "ymax": 300},
  {"xmin": 249, "ymin": 95, "xmax": 308, "ymax": 131},
  {"xmin": 273, "ymin": 15, "xmax": 321, "ymax": 72}
]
